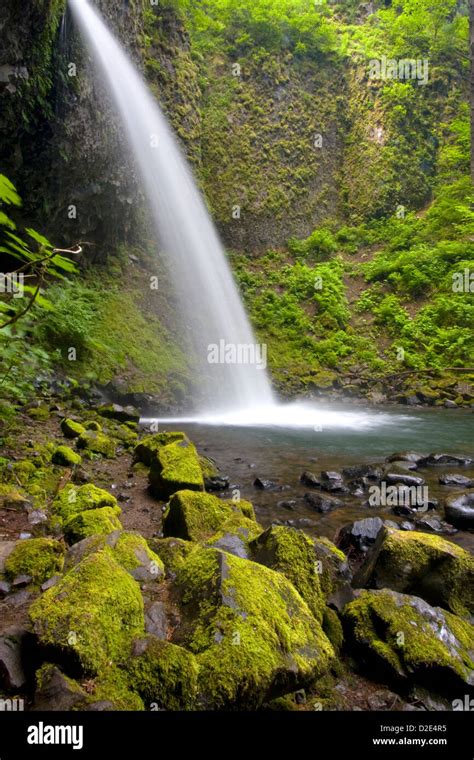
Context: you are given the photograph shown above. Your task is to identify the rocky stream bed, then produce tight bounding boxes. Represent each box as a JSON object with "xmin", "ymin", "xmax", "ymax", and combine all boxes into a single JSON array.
[{"xmin": 0, "ymin": 396, "xmax": 473, "ymax": 712}]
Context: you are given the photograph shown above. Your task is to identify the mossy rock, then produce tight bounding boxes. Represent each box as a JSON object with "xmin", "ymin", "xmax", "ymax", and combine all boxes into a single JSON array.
[
  {"xmin": 0, "ymin": 484, "xmax": 30, "ymax": 510},
  {"xmin": 114, "ymin": 424, "xmax": 139, "ymax": 446},
  {"xmin": 86, "ymin": 666, "xmax": 144, "ymax": 711},
  {"xmin": 60, "ymin": 418, "xmax": 86, "ymax": 439},
  {"xmin": 199, "ymin": 455, "xmax": 218, "ymax": 479},
  {"xmin": 249, "ymin": 526, "xmax": 326, "ymax": 621},
  {"xmin": 84, "ymin": 420, "xmax": 101, "ymax": 431},
  {"xmin": 163, "ymin": 490, "xmax": 261, "ymax": 547},
  {"xmin": 29, "ymin": 548, "xmax": 145, "ymax": 674},
  {"xmin": 77, "ymin": 430, "xmax": 116, "ymax": 458},
  {"xmin": 127, "ymin": 635, "xmax": 198, "ymax": 710},
  {"xmin": 369, "ymin": 530, "xmax": 474, "ymax": 619},
  {"xmin": 174, "ymin": 548, "xmax": 334, "ymax": 708},
  {"xmin": 134, "ymin": 432, "xmax": 186, "ymax": 466},
  {"xmin": 63, "ymin": 507, "xmax": 123, "ymax": 544},
  {"xmin": 313, "ymin": 535, "xmax": 351, "ymax": 597},
  {"xmin": 5, "ymin": 538, "xmax": 64, "ymax": 585},
  {"xmin": 148, "ymin": 537, "xmax": 197, "ymax": 577},
  {"xmin": 52, "ymin": 484, "xmax": 118, "ymax": 524},
  {"xmin": 34, "ymin": 664, "xmax": 87, "ymax": 711},
  {"xmin": 98, "ymin": 403, "xmax": 140, "ymax": 423},
  {"xmin": 322, "ymin": 607, "xmax": 344, "ymax": 651},
  {"xmin": 105, "ymin": 530, "xmax": 164, "ymax": 581},
  {"xmin": 342, "ymin": 589, "xmax": 474, "ymax": 693},
  {"xmin": 27, "ymin": 406, "xmax": 50, "ymax": 421},
  {"xmin": 52, "ymin": 446, "xmax": 82, "ymax": 467},
  {"xmin": 149, "ymin": 440, "xmax": 204, "ymax": 499}
]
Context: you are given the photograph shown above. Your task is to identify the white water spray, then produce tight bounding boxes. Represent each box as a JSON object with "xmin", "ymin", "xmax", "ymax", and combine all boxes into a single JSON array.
[{"xmin": 69, "ymin": 0, "xmax": 274, "ymax": 413}]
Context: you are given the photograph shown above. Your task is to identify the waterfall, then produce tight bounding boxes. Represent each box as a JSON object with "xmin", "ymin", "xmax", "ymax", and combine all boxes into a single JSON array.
[{"xmin": 68, "ymin": 0, "xmax": 275, "ymax": 413}]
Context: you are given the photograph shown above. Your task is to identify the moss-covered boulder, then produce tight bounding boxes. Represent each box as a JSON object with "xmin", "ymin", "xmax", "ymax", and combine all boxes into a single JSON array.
[
  {"xmin": 105, "ymin": 530, "xmax": 164, "ymax": 581},
  {"xmin": 29, "ymin": 549, "xmax": 145, "ymax": 674},
  {"xmin": 60, "ymin": 418, "xmax": 86, "ymax": 439},
  {"xmin": 4, "ymin": 538, "xmax": 64, "ymax": 585},
  {"xmin": 342, "ymin": 589, "xmax": 474, "ymax": 693},
  {"xmin": 313, "ymin": 535, "xmax": 351, "ymax": 598},
  {"xmin": 77, "ymin": 430, "xmax": 116, "ymax": 458},
  {"xmin": 98, "ymin": 403, "xmax": 140, "ymax": 423},
  {"xmin": 163, "ymin": 490, "xmax": 261, "ymax": 550},
  {"xmin": 52, "ymin": 446, "xmax": 82, "ymax": 467},
  {"xmin": 149, "ymin": 440, "xmax": 204, "ymax": 499},
  {"xmin": 148, "ymin": 537, "xmax": 197, "ymax": 578},
  {"xmin": 174, "ymin": 548, "xmax": 334, "ymax": 708},
  {"xmin": 322, "ymin": 607, "xmax": 344, "ymax": 651},
  {"xmin": 127, "ymin": 635, "xmax": 199, "ymax": 710},
  {"xmin": 368, "ymin": 530, "xmax": 474, "ymax": 618},
  {"xmin": 134, "ymin": 432, "xmax": 186, "ymax": 466},
  {"xmin": 249, "ymin": 526, "xmax": 325, "ymax": 621},
  {"xmin": 34, "ymin": 662, "xmax": 143, "ymax": 711},
  {"xmin": 63, "ymin": 507, "xmax": 123, "ymax": 544},
  {"xmin": 52, "ymin": 483, "xmax": 118, "ymax": 525}
]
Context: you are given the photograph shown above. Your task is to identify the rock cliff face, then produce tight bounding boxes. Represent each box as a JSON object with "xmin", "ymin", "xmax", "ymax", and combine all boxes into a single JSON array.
[
  {"xmin": 0, "ymin": 0, "xmax": 201, "ymax": 259},
  {"xmin": 0, "ymin": 0, "xmax": 467, "ymax": 256}
]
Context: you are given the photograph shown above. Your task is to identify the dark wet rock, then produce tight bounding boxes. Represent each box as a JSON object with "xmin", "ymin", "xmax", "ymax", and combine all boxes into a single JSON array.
[
  {"xmin": 11, "ymin": 574, "xmax": 32, "ymax": 588},
  {"xmin": 0, "ymin": 627, "xmax": 27, "ymax": 690},
  {"xmin": 304, "ymin": 492, "xmax": 342, "ymax": 514},
  {"xmin": 439, "ymin": 474, "xmax": 473, "ymax": 488},
  {"xmin": 97, "ymin": 403, "xmax": 140, "ymax": 423},
  {"xmin": 387, "ymin": 460, "xmax": 418, "ymax": 471},
  {"xmin": 321, "ymin": 470, "xmax": 343, "ymax": 482},
  {"xmin": 384, "ymin": 473, "xmax": 425, "ymax": 487},
  {"xmin": 145, "ymin": 601, "xmax": 168, "ymax": 640},
  {"xmin": 85, "ymin": 701, "xmax": 115, "ymax": 711},
  {"xmin": 386, "ymin": 452, "xmax": 427, "ymax": 464},
  {"xmin": 403, "ymin": 394, "xmax": 422, "ymax": 406},
  {"xmin": 445, "ymin": 492, "xmax": 474, "ymax": 530},
  {"xmin": 300, "ymin": 471, "xmax": 321, "ymax": 488},
  {"xmin": 350, "ymin": 483, "xmax": 366, "ymax": 498},
  {"xmin": 418, "ymin": 453, "xmax": 473, "ymax": 468},
  {"xmin": 367, "ymin": 689, "xmax": 401, "ymax": 711},
  {"xmin": 207, "ymin": 532, "xmax": 249, "ymax": 559},
  {"xmin": 0, "ymin": 580, "xmax": 11, "ymax": 597},
  {"xmin": 294, "ymin": 689, "xmax": 306, "ymax": 704},
  {"xmin": 342, "ymin": 464, "xmax": 383, "ymax": 481},
  {"xmin": 414, "ymin": 516, "xmax": 444, "ymax": 533},
  {"xmin": 342, "ymin": 589, "xmax": 474, "ymax": 692},
  {"xmin": 284, "ymin": 518, "xmax": 317, "ymax": 530},
  {"xmin": 253, "ymin": 477, "xmax": 277, "ymax": 490},
  {"xmin": 444, "ymin": 399, "xmax": 458, "ymax": 409},
  {"xmin": 327, "ymin": 584, "xmax": 356, "ymax": 612},
  {"xmin": 392, "ymin": 504, "xmax": 417, "ymax": 517},
  {"xmin": 277, "ymin": 499, "xmax": 297, "ymax": 511},
  {"xmin": 32, "ymin": 665, "xmax": 87, "ymax": 711},
  {"xmin": 40, "ymin": 575, "xmax": 61, "ymax": 592},
  {"xmin": 409, "ymin": 687, "xmax": 451, "ymax": 711},
  {"xmin": 337, "ymin": 517, "xmax": 385, "ymax": 554},
  {"xmin": 205, "ymin": 475, "xmax": 230, "ymax": 491}
]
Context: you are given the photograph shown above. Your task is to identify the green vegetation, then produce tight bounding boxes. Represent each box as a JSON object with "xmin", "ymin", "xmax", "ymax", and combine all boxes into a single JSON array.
[
  {"xmin": 4, "ymin": 537, "xmax": 64, "ymax": 584},
  {"xmin": 29, "ymin": 549, "xmax": 145, "ymax": 674}
]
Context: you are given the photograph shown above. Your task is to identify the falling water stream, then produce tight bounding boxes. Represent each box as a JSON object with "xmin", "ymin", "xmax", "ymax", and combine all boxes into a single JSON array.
[{"xmin": 69, "ymin": 0, "xmax": 426, "ymax": 433}]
